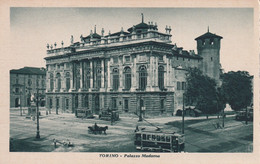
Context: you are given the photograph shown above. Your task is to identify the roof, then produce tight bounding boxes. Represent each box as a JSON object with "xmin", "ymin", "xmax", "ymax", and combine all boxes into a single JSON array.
[
  {"xmin": 127, "ymin": 22, "xmax": 149, "ymax": 32},
  {"xmin": 106, "ymin": 31, "xmax": 130, "ymax": 37},
  {"xmin": 195, "ymin": 32, "xmax": 223, "ymax": 40},
  {"xmin": 84, "ymin": 33, "xmax": 101, "ymax": 40},
  {"xmin": 10, "ymin": 67, "xmax": 46, "ymax": 75},
  {"xmin": 172, "ymin": 49, "xmax": 203, "ymax": 59}
]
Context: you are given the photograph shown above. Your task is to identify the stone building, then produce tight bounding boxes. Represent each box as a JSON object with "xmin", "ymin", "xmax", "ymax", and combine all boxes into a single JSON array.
[
  {"xmin": 10, "ymin": 67, "xmax": 46, "ymax": 108},
  {"xmin": 44, "ymin": 15, "xmax": 222, "ymax": 115}
]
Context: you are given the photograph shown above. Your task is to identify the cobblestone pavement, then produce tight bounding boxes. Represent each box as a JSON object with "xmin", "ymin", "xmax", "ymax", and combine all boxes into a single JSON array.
[{"xmin": 9, "ymin": 109, "xmax": 253, "ymax": 152}]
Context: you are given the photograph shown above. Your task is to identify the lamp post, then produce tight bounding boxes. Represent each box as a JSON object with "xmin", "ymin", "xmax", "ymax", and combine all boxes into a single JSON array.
[
  {"xmin": 138, "ymin": 96, "xmax": 143, "ymax": 122},
  {"xmin": 36, "ymin": 88, "xmax": 40, "ymax": 139},
  {"xmin": 35, "ymin": 88, "xmax": 45, "ymax": 139},
  {"xmin": 19, "ymin": 91, "xmax": 22, "ymax": 116},
  {"xmin": 182, "ymin": 92, "xmax": 185, "ymax": 134}
]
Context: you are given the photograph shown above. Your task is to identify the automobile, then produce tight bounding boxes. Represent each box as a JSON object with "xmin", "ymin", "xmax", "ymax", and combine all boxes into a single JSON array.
[{"xmin": 235, "ymin": 107, "xmax": 253, "ymax": 121}]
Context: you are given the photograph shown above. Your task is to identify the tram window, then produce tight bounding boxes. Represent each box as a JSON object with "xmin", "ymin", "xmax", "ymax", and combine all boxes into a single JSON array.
[
  {"xmin": 166, "ymin": 136, "xmax": 170, "ymax": 142},
  {"xmin": 152, "ymin": 135, "xmax": 156, "ymax": 141},
  {"xmin": 143, "ymin": 134, "xmax": 146, "ymax": 140},
  {"xmin": 161, "ymin": 136, "xmax": 166, "ymax": 142},
  {"xmin": 157, "ymin": 135, "xmax": 161, "ymax": 141},
  {"xmin": 136, "ymin": 134, "xmax": 141, "ymax": 141},
  {"xmin": 172, "ymin": 137, "xmax": 177, "ymax": 144},
  {"xmin": 147, "ymin": 135, "xmax": 151, "ymax": 140}
]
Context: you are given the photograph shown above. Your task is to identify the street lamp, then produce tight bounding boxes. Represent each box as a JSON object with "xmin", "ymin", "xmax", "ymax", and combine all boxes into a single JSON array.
[
  {"xmin": 138, "ymin": 96, "xmax": 143, "ymax": 122},
  {"xmin": 35, "ymin": 87, "xmax": 45, "ymax": 139},
  {"xmin": 36, "ymin": 88, "xmax": 40, "ymax": 139},
  {"xmin": 19, "ymin": 91, "xmax": 22, "ymax": 116},
  {"xmin": 182, "ymin": 92, "xmax": 185, "ymax": 134}
]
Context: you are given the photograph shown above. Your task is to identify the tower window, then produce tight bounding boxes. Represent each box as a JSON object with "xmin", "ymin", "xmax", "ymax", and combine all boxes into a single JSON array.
[{"xmin": 211, "ymin": 57, "xmax": 213, "ymax": 61}]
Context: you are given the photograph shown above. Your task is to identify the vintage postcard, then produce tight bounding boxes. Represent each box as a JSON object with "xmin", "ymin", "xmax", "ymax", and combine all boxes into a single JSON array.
[{"xmin": 0, "ymin": 0, "xmax": 259, "ymax": 164}]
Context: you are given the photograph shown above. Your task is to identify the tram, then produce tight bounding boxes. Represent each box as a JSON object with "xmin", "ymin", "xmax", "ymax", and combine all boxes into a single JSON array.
[{"xmin": 134, "ymin": 128, "xmax": 185, "ymax": 152}]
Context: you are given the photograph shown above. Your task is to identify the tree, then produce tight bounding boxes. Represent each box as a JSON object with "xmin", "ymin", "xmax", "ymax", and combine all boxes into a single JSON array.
[
  {"xmin": 221, "ymin": 71, "xmax": 253, "ymax": 111},
  {"xmin": 185, "ymin": 68, "xmax": 222, "ymax": 118}
]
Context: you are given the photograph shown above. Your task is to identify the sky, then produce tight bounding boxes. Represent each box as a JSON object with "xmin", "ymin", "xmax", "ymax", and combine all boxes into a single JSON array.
[{"xmin": 9, "ymin": 7, "xmax": 255, "ymax": 74}]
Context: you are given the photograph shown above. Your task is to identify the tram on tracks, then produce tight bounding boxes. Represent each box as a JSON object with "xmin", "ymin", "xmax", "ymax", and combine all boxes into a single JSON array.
[{"xmin": 134, "ymin": 128, "xmax": 185, "ymax": 152}]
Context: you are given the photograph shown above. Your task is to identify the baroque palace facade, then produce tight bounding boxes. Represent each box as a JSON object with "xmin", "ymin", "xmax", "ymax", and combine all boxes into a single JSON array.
[{"xmin": 45, "ymin": 15, "xmax": 222, "ymax": 115}]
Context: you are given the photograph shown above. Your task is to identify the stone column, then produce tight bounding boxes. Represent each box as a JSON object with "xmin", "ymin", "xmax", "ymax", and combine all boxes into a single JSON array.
[
  {"xmin": 107, "ymin": 59, "xmax": 111, "ymax": 89},
  {"xmin": 119, "ymin": 56, "xmax": 123, "ymax": 90},
  {"xmin": 166, "ymin": 55, "xmax": 169, "ymax": 87},
  {"xmin": 70, "ymin": 63, "xmax": 74, "ymax": 91},
  {"xmin": 155, "ymin": 56, "xmax": 158, "ymax": 86},
  {"xmin": 101, "ymin": 59, "xmax": 104, "ymax": 88},
  {"xmin": 147, "ymin": 55, "xmax": 152, "ymax": 91},
  {"xmin": 132, "ymin": 55, "xmax": 137, "ymax": 90},
  {"xmin": 79, "ymin": 61, "xmax": 83, "ymax": 91},
  {"xmin": 90, "ymin": 60, "xmax": 93, "ymax": 89}
]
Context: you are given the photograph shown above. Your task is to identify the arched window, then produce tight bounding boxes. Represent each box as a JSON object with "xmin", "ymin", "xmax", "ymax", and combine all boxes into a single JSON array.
[
  {"xmin": 124, "ymin": 67, "xmax": 131, "ymax": 90},
  {"xmin": 56, "ymin": 73, "xmax": 61, "ymax": 91},
  {"xmin": 139, "ymin": 65, "xmax": 147, "ymax": 90},
  {"xmin": 50, "ymin": 73, "xmax": 54, "ymax": 91},
  {"xmin": 158, "ymin": 65, "xmax": 164, "ymax": 90},
  {"xmin": 65, "ymin": 72, "xmax": 70, "ymax": 91},
  {"xmin": 113, "ymin": 68, "xmax": 119, "ymax": 91}
]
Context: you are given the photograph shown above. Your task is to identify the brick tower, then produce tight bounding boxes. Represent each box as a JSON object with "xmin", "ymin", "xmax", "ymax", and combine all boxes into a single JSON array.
[{"xmin": 195, "ymin": 27, "xmax": 223, "ymax": 83}]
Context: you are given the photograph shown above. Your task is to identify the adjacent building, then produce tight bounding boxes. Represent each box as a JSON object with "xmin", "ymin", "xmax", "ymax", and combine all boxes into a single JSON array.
[
  {"xmin": 44, "ymin": 15, "xmax": 222, "ymax": 115},
  {"xmin": 10, "ymin": 67, "xmax": 46, "ymax": 108}
]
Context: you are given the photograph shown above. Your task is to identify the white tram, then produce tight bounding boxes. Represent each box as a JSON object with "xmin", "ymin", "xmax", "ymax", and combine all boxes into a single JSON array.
[{"xmin": 134, "ymin": 128, "xmax": 185, "ymax": 152}]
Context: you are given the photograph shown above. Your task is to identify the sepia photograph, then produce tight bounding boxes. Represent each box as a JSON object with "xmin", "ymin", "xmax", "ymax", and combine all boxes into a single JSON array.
[{"xmin": 1, "ymin": 0, "xmax": 259, "ymax": 163}]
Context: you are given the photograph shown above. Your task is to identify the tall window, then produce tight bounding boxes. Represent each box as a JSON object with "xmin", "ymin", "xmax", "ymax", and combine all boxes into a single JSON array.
[
  {"xmin": 50, "ymin": 73, "xmax": 54, "ymax": 91},
  {"xmin": 158, "ymin": 66, "xmax": 164, "ymax": 90},
  {"xmin": 177, "ymin": 81, "xmax": 181, "ymax": 90},
  {"xmin": 75, "ymin": 63, "xmax": 80, "ymax": 90},
  {"xmin": 56, "ymin": 73, "xmax": 61, "ymax": 91},
  {"xmin": 42, "ymin": 80, "xmax": 45, "ymax": 88},
  {"xmin": 139, "ymin": 65, "xmax": 147, "ymax": 90},
  {"xmin": 124, "ymin": 67, "xmax": 131, "ymax": 90},
  {"xmin": 85, "ymin": 62, "xmax": 91, "ymax": 89},
  {"xmin": 182, "ymin": 82, "xmax": 186, "ymax": 90},
  {"xmin": 97, "ymin": 68, "xmax": 102, "ymax": 88},
  {"xmin": 113, "ymin": 68, "xmax": 119, "ymax": 90},
  {"xmin": 36, "ymin": 79, "xmax": 39, "ymax": 87},
  {"xmin": 65, "ymin": 72, "xmax": 70, "ymax": 91}
]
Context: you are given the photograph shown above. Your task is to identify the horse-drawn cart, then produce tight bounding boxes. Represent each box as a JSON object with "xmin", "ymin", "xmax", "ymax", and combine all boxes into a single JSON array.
[{"xmin": 88, "ymin": 123, "xmax": 108, "ymax": 135}]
